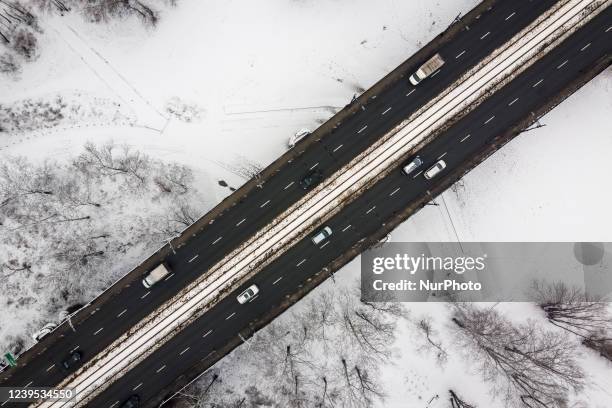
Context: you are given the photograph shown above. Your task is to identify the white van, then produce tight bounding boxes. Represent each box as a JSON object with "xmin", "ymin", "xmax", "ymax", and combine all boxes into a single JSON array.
[
  {"xmin": 409, "ymin": 53, "xmax": 445, "ymax": 86},
  {"xmin": 142, "ymin": 263, "xmax": 172, "ymax": 288},
  {"xmin": 424, "ymin": 160, "xmax": 447, "ymax": 179}
]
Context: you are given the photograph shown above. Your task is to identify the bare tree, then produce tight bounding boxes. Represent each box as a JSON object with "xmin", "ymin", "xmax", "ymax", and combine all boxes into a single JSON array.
[
  {"xmin": 451, "ymin": 303, "xmax": 584, "ymax": 408},
  {"xmin": 414, "ymin": 316, "xmax": 448, "ymax": 365},
  {"xmin": 531, "ymin": 280, "xmax": 612, "ymax": 361},
  {"xmin": 449, "ymin": 390, "xmax": 476, "ymax": 408}
]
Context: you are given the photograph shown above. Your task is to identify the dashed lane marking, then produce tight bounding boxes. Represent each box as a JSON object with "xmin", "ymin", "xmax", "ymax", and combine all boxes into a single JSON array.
[
  {"xmin": 212, "ymin": 236, "xmax": 223, "ymax": 245},
  {"xmin": 70, "ymin": 345, "xmax": 80, "ymax": 353},
  {"xmin": 133, "ymin": 383, "xmax": 142, "ymax": 391},
  {"xmin": 236, "ymin": 218, "xmax": 246, "ymax": 226},
  {"xmin": 25, "ymin": 381, "xmax": 33, "ymax": 387},
  {"xmin": 430, "ymin": 69, "xmax": 441, "ymax": 78},
  {"xmin": 283, "ymin": 182, "xmax": 294, "ymax": 190},
  {"xmin": 156, "ymin": 365, "xmax": 166, "ymax": 373},
  {"xmin": 332, "ymin": 144, "xmax": 343, "ymax": 153},
  {"xmin": 273, "ymin": 276, "xmax": 283, "ymax": 285},
  {"xmin": 46, "ymin": 364, "xmax": 55, "ymax": 372},
  {"xmin": 358, "ymin": 125, "xmax": 368, "ymax": 134},
  {"xmin": 505, "ymin": 11, "xmax": 515, "ymax": 20},
  {"xmin": 203, "ymin": 330, "xmax": 213, "ymax": 338},
  {"xmin": 606, "ymin": 26, "xmax": 612, "ymax": 32},
  {"xmin": 296, "ymin": 259, "xmax": 307, "ymax": 267},
  {"xmin": 342, "ymin": 225, "xmax": 351, "ymax": 232},
  {"xmin": 259, "ymin": 200, "xmax": 270, "ymax": 208},
  {"xmin": 532, "ymin": 79, "xmax": 543, "ymax": 88},
  {"xmin": 225, "ymin": 312, "xmax": 236, "ymax": 321},
  {"xmin": 389, "ymin": 187, "xmax": 401, "ymax": 197},
  {"xmin": 455, "ymin": 50, "xmax": 466, "ymax": 59},
  {"xmin": 309, "ymin": 162, "xmax": 319, "ymax": 170},
  {"xmin": 179, "ymin": 347, "xmax": 190, "ymax": 356},
  {"xmin": 117, "ymin": 309, "xmax": 127, "ymax": 318},
  {"xmin": 141, "ymin": 292, "xmax": 150, "ymax": 300},
  {"xmin": 109, "ymin": 402, "xmax": 119, "ymax": 408},
  {"xmin": 93, "ymin": 327, "xmax": 103, "ymax": 336},
  {"xmin": 437, "ymin": 152, "xmax": 447, "ymax": 160},
  {"xmin": 382, "ymin": 107, "xmax": 392, "ymax": 115},
  {"xmin": 366, "ymin": 206, "xmax": 376, "ymax": 214},
  {"xmin": 412, "ymin": 170, "xmax": 423, "ymax": 179},
  {"xmin": 406, "ymin": 89, "xmax": 415, "ymax": 97},
  {"xmin": 188, "ymin": 254, "xmax": 199, "ymax": 262},
  {"xmin": 320, "ymin": 241, "xmax": 330, "ymax": 249},
  {"xmin": 163, "ymin": 273, "xmax": 175, "ymax": 281},
  {"xmin": 484, "ymin": 115, "xmax": 495, "ymax": 124},
  {"xmin": 480, "ymin": 31, "xmax": 490, "ymax": 40},
  {"xmin": 580, "ymin": 42, "xmax": 591, "ymax": 51},
  {"xmin": 557, "ymin": 60, "xmax": 568, "ymax": 69},
  {"xmin": 508, "ymin": 97, "xmax": 519, "ymax": 106}
]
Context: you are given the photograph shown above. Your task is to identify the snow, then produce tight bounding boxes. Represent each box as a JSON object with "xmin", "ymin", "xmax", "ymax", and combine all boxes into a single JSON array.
[{"xmin": 1, "ymin": 0, "xmax": 611, "ymax": 406}]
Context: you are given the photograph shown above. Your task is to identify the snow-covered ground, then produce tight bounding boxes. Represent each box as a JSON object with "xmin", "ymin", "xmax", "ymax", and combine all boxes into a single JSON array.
[{"xmin": 1, "ymin": 0, "xmax": 611, "ymax": 406}]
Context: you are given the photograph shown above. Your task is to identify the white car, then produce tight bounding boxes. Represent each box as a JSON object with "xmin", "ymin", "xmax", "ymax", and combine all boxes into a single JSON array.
[
  {"xmin": 32, "ymin": 322, "xmax": 57, "ymax": 342},
  {"xmin": 237, "ymin": 284, "xmax": 259, "ymax": 304},
  {"xmin": 424, "ymin": 160, "xmax": 447, "ymax": 179},
  {"xmin": 311, "ymin": 226, "xmax": 333, "ymax": 245},
  {"xmin": 288, "ymin": 128, "xmax": 311, "ymax": 148}
]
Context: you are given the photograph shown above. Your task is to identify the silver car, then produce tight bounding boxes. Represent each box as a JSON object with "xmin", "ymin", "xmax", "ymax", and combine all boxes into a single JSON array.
[
  {"xmin": 311, "ymin": 226, "xmax": 332, "ymax": 245},
  {"xmin": 402, "ymin": 156, "xmax": 423, "ymax": 175},
  {"xmin": 237, "ymin": 284, "xmax": 259, "ymax": 304}
]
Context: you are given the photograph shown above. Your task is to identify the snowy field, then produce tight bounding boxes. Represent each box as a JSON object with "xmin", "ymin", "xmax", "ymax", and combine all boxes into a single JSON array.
[{"xmin": 1, "ymin": 0, "xmax": 611, "ymax": 407}]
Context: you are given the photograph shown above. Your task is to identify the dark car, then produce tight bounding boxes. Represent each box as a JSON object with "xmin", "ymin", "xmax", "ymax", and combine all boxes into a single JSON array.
[
  {"xmin": 120, "ymin": 396, "xmax": 140, "ymax": 408},
  {"xmin": 61, "ymin": 351, "xmax": 82, "ymax": 370},
  {"xmin": 299, "ymin": 169, "xmax": 323, "ymax": 190}
]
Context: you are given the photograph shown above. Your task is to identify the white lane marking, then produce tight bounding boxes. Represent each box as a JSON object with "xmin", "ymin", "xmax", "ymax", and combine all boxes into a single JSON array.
[
  {"xmin": 296, "ymin": 259, "xmax": 307, "ymax": 267},
  {"xmin": 133, "ymin": 383, "xmax": 143, "ymax": 391},
  {"xmin": 460, "ymin": 134, "xmax": 471, "ymax": 142},
  {"xmin": 283, "ymin": 182, "xmax": 294, "ymax": 190},
  {"xmin": 320, "ymin": 241, "xmax": 330, "ymax": 249},
  {"xmin": 412, "ymin": 170, "xmax": 423, "ymax": 179},
  {"xmin": 117, "ymin": 309, "xmax": 127, "ymax": 318},
  {"xmin": 455, "ymin": 50, "xmax": 466, "ymax": 59},
  {"xmin": 203, "ymin": 329, "xmax": 213, "ymax": 338},
  {"xmin": 580, "ymin": 42, "xmax": 591, "ymax": 51},
  {"xmin": 225, "ymin": 312, "xmax": 236, "ymax": 320},
  {"xmin": 484, "ymin": 115, "xmax": 495, "ymax": 124},
  {"xmin": 309, "ymin": 162, "xmax": 319, "ymax": 170},
  {"xmin": 382, "ymin": 107, "xmax": 392, "ymax": 115},
  {"xmin": 46, "ymin": 364, "xmax": 55, "ymax": 372},
  {"xmin": 140, "ymin": 292, "xmax": 150, "ymax": 299},
  {"xmin": 606, "ymin": 26, "xmax": 612, "ymax": 32},
  {"xmin": 480, "ymin": 31, "xmax": 490, "ymax": 40},
  {"xmin": 508, "ymin": 97, "xmax": 519, "ymax": 106},
  {"xmin": 109, "ymin": 402, "xmax": 119, "ymax": 408},
  {"xmin": 437, "ymin": 152, "xmax": 447, "ymax": 160},
  {"xmin": 212, "ymin": 236, "xmax": 223, "ymax": 245},
  {"xmin": 2, "ymin": 400, "xmax": 10, "ymax": 406},
  {"xmin": 405, "ymin": 89, "xmax": 415, "ymax": 97},
  {"xmin": 505, "ymin": 11, "xmax": 515, "ymax": 21},
  {"xmin": 389, "ymin": 187, "xmax": 401, "ymax": 197},
  {"xmin": 557, "ymin": 60, "xmax": 569, "ymax": 69},
  {"xmin": 532, "ymin": 79, "xmax": 543, "ymax": 88},
  {"xmin": 179, "ymin": 347, "xmax": 190, "ymax": 356},
  {"xmin": 156, "ymin": 365, "xmax": 166, "ymax": 373},
  {"xmin": 259, "ymin": 200, "xmax": 270, "ymax": 208},
  {"xmin": 248, "ymin": 294, "xmax": 259, "ymax": 302},
  {"xmin": 93, "ymin": 327, "xmax": 104, "ymax": 335},
  {"xmin": 70, "ymin": 345, "xmax": 80, "ymax": 353},
  {"xmin": 366, "ymin": 206, "xmax": 376, "ymax": 214},
  {"xmin": 25, "ymin": 381, "xmax": 33, "ymax": 387},
  {"xmin": 332, "ymin": 144, "xmax": 343, "ymax": 153},
  {"xmin": 358, "ymin": 125, "xmax": 368, "ymax": 134},
  {"xmin": 342, "ymin": 225, "xmax": 351, "ymax": 232},
  {"xmin": 188, "ymin": 254, "xmax": 199, "ymax": 263},
  {"xmin": 163, "ymin": 273, "xmax": 175, "ymax": 281},
  {"xmin": 430, "ymin": 69, "xmax": 441, "ymax": 78},
  {"xmin": 272, "ymin": 276, "xmax": 283, "ymax": 285}
]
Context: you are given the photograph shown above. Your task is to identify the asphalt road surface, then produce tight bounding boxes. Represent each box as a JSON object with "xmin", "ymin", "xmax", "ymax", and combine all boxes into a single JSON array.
[{"xmin": 85, "ymin": 4, "xmax": 612, "ymax": 408}]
